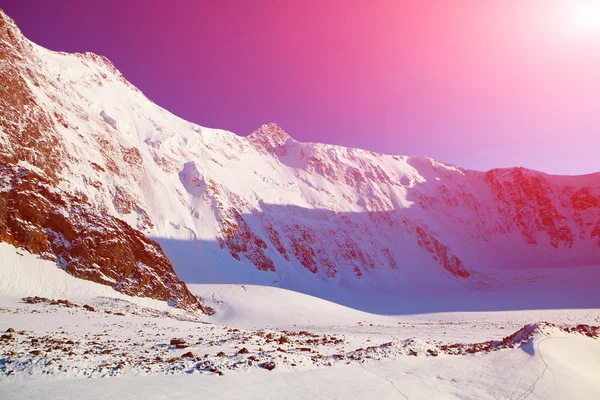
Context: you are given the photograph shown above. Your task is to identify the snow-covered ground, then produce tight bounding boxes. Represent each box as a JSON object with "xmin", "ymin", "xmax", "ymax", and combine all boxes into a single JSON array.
[
  {"xmin": 1, "ymin": 244, "xmax": 599, "ymax": 399},
  {"xmin": 2, "ymin": 9, "xmax": 600, "ymax": 399},
  {"xmin": 3, "ymin": 337, "xmax": 599, "ymax": 400}
]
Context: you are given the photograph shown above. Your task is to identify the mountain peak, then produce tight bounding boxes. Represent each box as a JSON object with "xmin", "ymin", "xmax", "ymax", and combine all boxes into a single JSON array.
[
  {"xmin": 250, "ymin": 122, "xmax": 292, "ymax": 141},
  {"xmin": 248, "ymin": 123, "xmax": 294, "ymax": 152}
]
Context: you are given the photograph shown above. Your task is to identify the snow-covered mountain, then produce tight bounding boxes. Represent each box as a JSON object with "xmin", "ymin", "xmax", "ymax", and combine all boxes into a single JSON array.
[{"xmin": 1, "ymin": 8, "xmax": 599, "ymax": 307}]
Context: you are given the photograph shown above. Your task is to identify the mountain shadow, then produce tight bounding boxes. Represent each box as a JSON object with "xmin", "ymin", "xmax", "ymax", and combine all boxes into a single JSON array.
[{"xmin": 153, "ymin": 203, "xmax": 600, "ymax": 315}]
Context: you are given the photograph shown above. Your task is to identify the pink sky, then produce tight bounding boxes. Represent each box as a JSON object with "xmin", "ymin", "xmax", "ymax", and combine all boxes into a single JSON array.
[{"xmin": 4, "ymin": 0, "xmax": 600, "ymax": 174}]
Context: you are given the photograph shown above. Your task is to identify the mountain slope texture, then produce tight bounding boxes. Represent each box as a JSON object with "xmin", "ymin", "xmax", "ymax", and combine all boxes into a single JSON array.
[{"xmin": 1, "ymin": 8, "xmax": 599, "ymax": 306}]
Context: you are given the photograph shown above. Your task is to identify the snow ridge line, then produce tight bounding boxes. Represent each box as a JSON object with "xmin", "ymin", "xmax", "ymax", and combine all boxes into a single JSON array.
[{"xmin": 514, "ymin": 337, "xmax": 549, "ymax": 400}]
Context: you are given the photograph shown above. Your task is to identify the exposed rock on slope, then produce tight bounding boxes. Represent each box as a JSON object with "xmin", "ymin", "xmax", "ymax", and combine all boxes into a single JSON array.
[{"xmin": 0, "ymin": 10, "xmax": 209, "ymax": 312}]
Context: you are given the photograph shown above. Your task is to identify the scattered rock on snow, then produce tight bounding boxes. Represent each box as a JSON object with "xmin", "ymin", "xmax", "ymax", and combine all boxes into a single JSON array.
[{"xmin": 259, "ymin": 361, "xmax": 276, "ymax": 371}]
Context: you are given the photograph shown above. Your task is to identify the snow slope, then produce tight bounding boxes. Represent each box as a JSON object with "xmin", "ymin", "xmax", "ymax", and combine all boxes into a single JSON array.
[
  {"xmin": 1, "ymin": 235, "xmax": 599, "ymax": 399},
  {"xmin": 1, "ymin": 256, "xmax": 599, "ymax": 399},
  {"xmin": 0, "ymin": 242, "xmax": 173, "ymax": 310},
  {"xmin": 4, "ymin": 336, "xmax": 599, "ymax": 400},
  {"xmin": 1, "ymin": 338, "xmax": 598, "ymax": 400}
]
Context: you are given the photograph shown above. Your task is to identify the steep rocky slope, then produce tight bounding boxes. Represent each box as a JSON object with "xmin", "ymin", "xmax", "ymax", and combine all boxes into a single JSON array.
[
  {"xmin": 1, "ymin": 8, "xmax": 599, "ymax": 300},
  {"xmin": 0, "ymin": 10, "xmax": 209, "ymax": 312}
]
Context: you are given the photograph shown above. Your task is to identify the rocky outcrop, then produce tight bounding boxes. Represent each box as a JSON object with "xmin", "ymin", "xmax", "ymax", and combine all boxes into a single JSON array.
[
  {"xmin": 0, "ymin": 163, "xmax": 210, "ymax": 312},
  {"xmin": 249, "ymin": 123, "xmax": 293, "ymax": 155},
  {"xmin": 486, "ymin": 168, "xmax": 574, "ymax": 248}
]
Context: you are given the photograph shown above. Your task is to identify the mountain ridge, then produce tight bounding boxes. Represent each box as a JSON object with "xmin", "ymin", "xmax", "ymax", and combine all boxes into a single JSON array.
[{"xmin": 1, "ymin": 8, "xmax": 599, "ymax": 307}]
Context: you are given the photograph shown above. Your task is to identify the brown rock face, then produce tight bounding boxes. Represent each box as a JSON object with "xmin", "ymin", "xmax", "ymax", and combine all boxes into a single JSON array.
[
  {"xmin": 486, "ymin": 168, "xmax": 575, "ymax": 248},
  {"xmin": 412, "ymin": 225, "xmax": 470, "ymax": 279},
  {"xmin": 0, "ymin": 163, "xmax": 210, "ymax": 312},
  {"xmin": 0, "ymin": 15, "xmax": 62, "ymax": 180},
  {"xmin": 0, "ymin": 10, "xmax": 210, "ymax": 313}
]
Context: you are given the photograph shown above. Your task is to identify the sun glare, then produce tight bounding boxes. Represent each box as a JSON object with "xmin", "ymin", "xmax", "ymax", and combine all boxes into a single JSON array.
[{"xmin": 562, "ymin": 0, "xmax": 600, "ymax": 36}]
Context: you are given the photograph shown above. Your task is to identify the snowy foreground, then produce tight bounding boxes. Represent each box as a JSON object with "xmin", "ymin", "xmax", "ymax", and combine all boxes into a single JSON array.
[{"xmin": 1, "ymin": 247, "xmax": 600, "ymax": 399}]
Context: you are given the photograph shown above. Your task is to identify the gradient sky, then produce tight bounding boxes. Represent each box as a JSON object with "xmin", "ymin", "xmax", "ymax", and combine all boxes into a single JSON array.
[{"xmin": 4, "ymin": 0, "xmax": 600, "ymax": 174}]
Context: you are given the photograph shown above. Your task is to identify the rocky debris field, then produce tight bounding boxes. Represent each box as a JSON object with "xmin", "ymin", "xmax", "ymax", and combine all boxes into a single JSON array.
[{"xmin": 1, "ymin": 297, "xmax": 598, "ymax": 380}]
